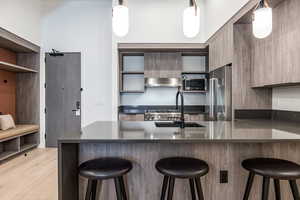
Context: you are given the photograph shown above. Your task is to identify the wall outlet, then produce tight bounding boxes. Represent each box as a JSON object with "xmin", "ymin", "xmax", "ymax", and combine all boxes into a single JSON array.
[{"xmin": 220, "ymin": 170, "xmax": 228, "ymax": 183}]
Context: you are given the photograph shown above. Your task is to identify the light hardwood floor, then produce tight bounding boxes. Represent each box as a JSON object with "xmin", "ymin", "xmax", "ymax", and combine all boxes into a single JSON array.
[{"xmin": 0, "ymin": 148, "xmax": 58, "ymax": 200}]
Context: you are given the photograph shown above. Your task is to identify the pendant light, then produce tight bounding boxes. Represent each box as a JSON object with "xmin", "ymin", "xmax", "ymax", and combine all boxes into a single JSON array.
[
  {"xmin": 183, "ymin": 0, "xmax": 200, "ymax": 38},
  {"xmin": 252, "ymin": 0, "xmax": 272, "ymax": 39},
  {"xmin": 113, "ymin": 0, "xmax": 129, "ymax": 37}
]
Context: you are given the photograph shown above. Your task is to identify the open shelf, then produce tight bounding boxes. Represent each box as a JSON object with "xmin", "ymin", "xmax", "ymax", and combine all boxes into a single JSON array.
[
  {"xmin": 20, "ymin": 143, "xmax": 38, "ymax": 151},
  {"xmin": 121, "ymin": 71, "xmax": 144, "ymax": 75},
  {"xmin": 0, "ymin": 150, "xmax": 19, "ymax": 161},
  {"xmin": 20, "ymin": 132, "xmax": 38, "ymax": 151},
  {"xmin": 0, "ymin": 138, "xmax": 19, "ymax": 161},
  {"xmin": 120, "ymin": 90, "xmax": 145, "ymax": 94},
  {"xmin": 0, "ymin": 61, "xmax": 38, "ymax": 73}
]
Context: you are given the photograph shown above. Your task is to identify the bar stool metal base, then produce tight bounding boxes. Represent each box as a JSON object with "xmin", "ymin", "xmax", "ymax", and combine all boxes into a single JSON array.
[
  {"xmin": 242, "ymin": 157, "xmax": 300, "ymax": 200},
  {"xmin": 243, "ymin": 172, "xmax": 300, "ymax": 200},
  {"xmin": 159, "ymin": 176, "xmax": 204, "ymax": 200},
  {"xmin": 79, "ymin": 157, "xmax": 132, "ymax": 200},
  {"xmin": 85, "ymin": 176, "xmax": 127, "ymax": 200}
]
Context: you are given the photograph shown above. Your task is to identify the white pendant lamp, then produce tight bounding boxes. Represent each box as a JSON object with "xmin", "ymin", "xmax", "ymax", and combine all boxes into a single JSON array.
[
  {"xmin": 252, "ymin": 0, "xmax": 272, "ymax": 39},
  {"xmin": 113, "ymin": 0, "xmax": 129, "ymax": 37},
  {"xmin": 183, "ymin": 0, "xmax": 200, "ymax": 38}
]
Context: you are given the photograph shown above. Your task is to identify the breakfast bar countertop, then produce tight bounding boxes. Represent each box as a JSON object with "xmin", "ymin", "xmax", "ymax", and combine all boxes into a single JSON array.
[{"xmin": 58, "ymin": 120, "xmax": 300, "ymax": 143}]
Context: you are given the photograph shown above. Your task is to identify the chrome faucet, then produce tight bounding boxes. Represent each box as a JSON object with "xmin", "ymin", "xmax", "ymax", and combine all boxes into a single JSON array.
[{"xmin": 175, "ymin": 86, "xmax": 185, "ymax": 128}]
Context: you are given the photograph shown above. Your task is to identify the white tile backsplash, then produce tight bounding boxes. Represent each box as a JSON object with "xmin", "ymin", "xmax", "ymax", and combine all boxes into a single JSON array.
[
  {"xmin": 272, "ymin": 86, "xmax": 300, "ymax": 112},
  {"xmin": 121, "ymin": 88, "xmax": 207, "ymax": 105}
]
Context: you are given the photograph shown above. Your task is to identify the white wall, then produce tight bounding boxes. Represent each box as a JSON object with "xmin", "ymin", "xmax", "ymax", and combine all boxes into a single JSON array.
[
  {"xmin": 40, "ymin": 0, "xmax": 112, "ymax": 146},
  {"xmin": 121, "ymin": 89, "xmax": 207, "ymax": 105},
  {"xmin": 201, "ymin": 0, "xmax": 249, "ymax": 40},
  {"xmin": 0, "ymin": 0, "xmax": 41, "ymax": 45},
  {"xmin": 273, "ymin": 86, "xmax": 300, "ymax": 112}
]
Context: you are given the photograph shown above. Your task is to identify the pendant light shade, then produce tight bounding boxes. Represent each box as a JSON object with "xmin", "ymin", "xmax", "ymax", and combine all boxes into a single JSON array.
[
  {"xmin": 113, "ymin": 2, "xmax": 129, "ymax": 37},
  {"xmin": 183, "ymin": 1, "xmax": 200, "ymax": 38},
  {"xmin": 252, "ymin": 1, "xmax": 272, "ymax": 39}
]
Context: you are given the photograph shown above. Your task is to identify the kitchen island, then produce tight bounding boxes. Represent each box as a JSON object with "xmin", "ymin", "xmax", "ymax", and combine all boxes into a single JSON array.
[{"xmin": 58, "ymin": 120, "xmax": 300, "ymax": 200}]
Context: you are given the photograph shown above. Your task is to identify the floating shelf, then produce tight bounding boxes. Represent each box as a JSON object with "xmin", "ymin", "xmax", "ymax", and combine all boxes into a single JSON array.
[
  {"xmin": 120, "ymin": 90, "xmax": 145, "ymax": 94},
  {"xmin": 183, "ymin": 90, "xmax": 208, "ymax": 93},
  {"xmin": 0, "ymin": 61, "xmax": 38, "ymax": 73},
  {"xmin": 121, "ymin": 71, "xmax": 144, "ymax": 75}
]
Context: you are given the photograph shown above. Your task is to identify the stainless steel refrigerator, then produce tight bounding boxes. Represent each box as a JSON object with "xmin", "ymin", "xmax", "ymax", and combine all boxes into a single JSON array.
[{"xmin": 209, "ymin": 64, "xmax": 232, "ymax": 121}]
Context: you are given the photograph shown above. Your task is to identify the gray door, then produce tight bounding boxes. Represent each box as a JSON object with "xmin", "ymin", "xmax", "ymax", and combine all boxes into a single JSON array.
[{"xmin": 45, "ymin": 52, "xmax": 81, "ymax": 147}]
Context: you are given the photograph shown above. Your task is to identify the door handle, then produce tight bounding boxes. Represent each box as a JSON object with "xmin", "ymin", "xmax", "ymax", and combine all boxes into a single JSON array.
[
  {"xmin": 76, "ymin": 101, "xmax": 81, "ymax": 110},
  {"xmin": 72, "ymin": 101, "xmax": 81, "ymax": 116}
]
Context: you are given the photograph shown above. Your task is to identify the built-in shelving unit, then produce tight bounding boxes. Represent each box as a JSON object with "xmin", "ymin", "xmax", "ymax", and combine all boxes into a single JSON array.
[
  {"xmin": 0, "ymin": 61, "xmax": 38, "ymax": 73},
  {"xmin": 0, "ymin": 131, "xmax": 38, "ymax": 161},
  {"xmin": 0, "ymin": 26, "xmax": 40, "ymax": 161},
  {"xmin": 118, "ymin": 43, "xmax": 209, "ymax": 109}
]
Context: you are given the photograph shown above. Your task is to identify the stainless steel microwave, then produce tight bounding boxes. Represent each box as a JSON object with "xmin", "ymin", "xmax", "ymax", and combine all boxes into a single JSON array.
[{"xmin": 183, "ymin": 79, "xmax": 207, "ymax": 91}]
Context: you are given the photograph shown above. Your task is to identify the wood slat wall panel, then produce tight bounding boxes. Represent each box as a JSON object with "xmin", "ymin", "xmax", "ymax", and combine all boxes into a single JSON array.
[
  {"xmin": 77, "ymin": 142, "xmax": 300, "ymax": 200},
  {"xmin": 0, "ymin": 48, "xmax": 16, "ymax": 64},
  {"xmin": 78, "ymin": 142, "xmax": 300, "ymax": 200},
  {"xmin": 0, "ymin": 70, "xmax": 16, "ymax": 119}
]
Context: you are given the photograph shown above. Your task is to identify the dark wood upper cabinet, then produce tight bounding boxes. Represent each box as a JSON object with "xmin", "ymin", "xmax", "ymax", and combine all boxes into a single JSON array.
[
  {"xmin": 144, "ymin": 52, "xmax": 182, "ymax": 78},
  {"xmin": 250, "ymin": 0, "xmax": 300, "ymax": 87},
  {"xmin": 207, "ymin": 23, "xmax": 233, "ymax": 72}
]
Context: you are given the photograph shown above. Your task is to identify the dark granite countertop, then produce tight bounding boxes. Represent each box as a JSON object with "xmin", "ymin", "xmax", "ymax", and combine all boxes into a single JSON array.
[
  {"xmin": 59, "ymin": 120, "xmax": 300, "ymax": 143},
  {"xmin": 118, "ymin": 105, "xmax": 207, "ymax": 114}
]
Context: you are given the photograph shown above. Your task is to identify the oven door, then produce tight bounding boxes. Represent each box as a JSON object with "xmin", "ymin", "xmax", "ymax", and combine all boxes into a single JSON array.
[{"xmin": 185, "ymin": 79, "xmax": 207, "ymax": 91}]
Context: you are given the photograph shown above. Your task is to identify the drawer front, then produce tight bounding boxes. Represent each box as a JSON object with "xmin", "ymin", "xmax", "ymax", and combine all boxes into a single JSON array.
[{"xmin": 119, "ymin": 114, "xmax": 144, "ymax": 121}]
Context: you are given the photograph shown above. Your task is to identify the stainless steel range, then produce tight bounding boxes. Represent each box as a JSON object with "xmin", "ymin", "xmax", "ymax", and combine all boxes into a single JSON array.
[{"xmin": 144, "ymin": 109, "xmax": 181, "ymax": 121}]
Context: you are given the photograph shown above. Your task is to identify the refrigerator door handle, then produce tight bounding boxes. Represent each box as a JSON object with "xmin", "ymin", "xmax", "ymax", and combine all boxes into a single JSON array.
[{"xmin": 209, "ymin": 78, "xmax": 217, "ymax": 120}]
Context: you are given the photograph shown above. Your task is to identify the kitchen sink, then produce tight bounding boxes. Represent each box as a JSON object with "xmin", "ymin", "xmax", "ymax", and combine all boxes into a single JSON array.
[{"xmin": 155, "ymin": 122, "xmax": 204, "ymax": 128}]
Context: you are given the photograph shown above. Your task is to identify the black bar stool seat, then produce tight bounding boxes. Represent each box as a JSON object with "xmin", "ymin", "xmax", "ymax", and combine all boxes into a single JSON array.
[
  {"xmin": 242, "ymin": 157, "xmax": 300, "ymax": 200},
  {"xmin": 79, "ymin": 157, "xmax": 132, "ymax": 200},
  {"xmin": 156, "ymin": 157, "xmax": 209, "ymax": 178},
  {"xmin": 242, "ymin": 158, "xmax": 300, "ymax": 180},
  {"xmin": 156, "ymin": 157, "xmax": 209, "ymax": 200},
  {"xmin": 79, "ymin": 157, "xmax": 132, "ymax": 180}
]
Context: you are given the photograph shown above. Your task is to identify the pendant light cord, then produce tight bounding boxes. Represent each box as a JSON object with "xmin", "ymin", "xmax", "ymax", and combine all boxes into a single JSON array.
[
  {"xmin": 189, "ymin": 0, "xmax": 198, "ymax": 16},
  {"xmin": 255, "ymin": 0, "xmax": 270, "ymax": 10}
]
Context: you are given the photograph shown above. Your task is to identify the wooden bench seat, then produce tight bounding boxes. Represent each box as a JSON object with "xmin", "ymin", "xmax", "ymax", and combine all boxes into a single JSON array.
[{"xmin": 0, "ymin": 125, "xmax": 39, "ymax": 141}]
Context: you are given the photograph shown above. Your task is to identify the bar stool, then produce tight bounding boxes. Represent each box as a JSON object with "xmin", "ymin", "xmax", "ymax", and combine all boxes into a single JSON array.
[
  {"xmin": 156, "ymin": 157, "xmax": 209, "ymax": 200},
  {"xmin": 79, "ymin": 157, "xmax": 132, "ymax": 200},
  {"xmin": 242, "ymin": 158, "xmax": 300, "ymax": 200}
]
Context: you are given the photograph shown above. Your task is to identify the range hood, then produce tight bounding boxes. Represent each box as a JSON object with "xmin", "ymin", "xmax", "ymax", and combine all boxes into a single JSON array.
[{"xmin": 145, "ymin": 77, "xmax": 182, "ymax": 88}]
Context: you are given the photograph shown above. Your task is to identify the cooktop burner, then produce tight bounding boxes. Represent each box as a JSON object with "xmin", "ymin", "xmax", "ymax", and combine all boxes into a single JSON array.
[{"xmin": 144, "ymin": 109, "xmax": 181, "ymax": 121}]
